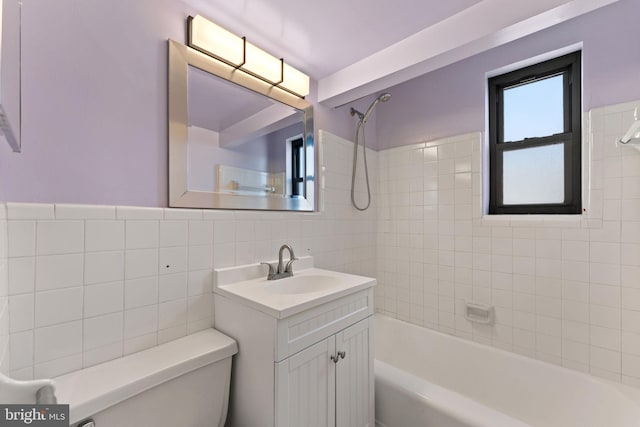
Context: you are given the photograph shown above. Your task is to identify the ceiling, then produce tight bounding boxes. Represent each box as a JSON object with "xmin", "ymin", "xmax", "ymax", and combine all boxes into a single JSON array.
[
  {"xmin": 182, "ymin": 0, "xmax": 621, "ymax": 107},
  {"xmin": 183, "ymin": 0, "xmax": 484, "ymax": 78}
]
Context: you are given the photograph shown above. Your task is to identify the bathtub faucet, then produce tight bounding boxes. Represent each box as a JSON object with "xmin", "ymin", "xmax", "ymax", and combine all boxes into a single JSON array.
[{"xmin": 261, "ymin": 244, "xmax": 298, "ymax": 280}]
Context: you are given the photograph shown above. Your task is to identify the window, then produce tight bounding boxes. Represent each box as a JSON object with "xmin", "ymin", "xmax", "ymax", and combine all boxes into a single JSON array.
[
  {"xmin": 286, "ymin": 134, "xmax": 305, "ymax": 197},
  {"xmin": 488, "ymin": 51, "xmax": 582, "ymax": 214},
  {"xmin": 290, "ymin": 137, "xmax": 304, "ymax": 196}
]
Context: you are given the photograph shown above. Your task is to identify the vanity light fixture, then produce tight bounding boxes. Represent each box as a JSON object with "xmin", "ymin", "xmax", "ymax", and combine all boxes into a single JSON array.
[{"xmin": 187, "ymin": 15, "xmax": 310, "ymax": 97}]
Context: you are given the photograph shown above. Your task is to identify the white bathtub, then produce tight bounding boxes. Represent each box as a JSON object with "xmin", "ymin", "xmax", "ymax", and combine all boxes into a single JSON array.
[{"xmin": 374, "ymin": 314, "xmax": 640, "ymax": 427}]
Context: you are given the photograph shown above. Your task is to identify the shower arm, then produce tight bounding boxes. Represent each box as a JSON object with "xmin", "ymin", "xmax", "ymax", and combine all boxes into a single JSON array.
[{"xmin": 350, "ymin": 107, "xmax": 364, "ymax": 122}]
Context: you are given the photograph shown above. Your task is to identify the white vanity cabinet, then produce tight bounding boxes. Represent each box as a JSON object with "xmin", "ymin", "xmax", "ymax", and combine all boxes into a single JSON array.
[
  {"xmin": 276, "ymin": 316, "xmax": 373, "ymax": 427},
  {"xmin": 214, "ymin": 284, "xmax": 375, "ymax": 427}
]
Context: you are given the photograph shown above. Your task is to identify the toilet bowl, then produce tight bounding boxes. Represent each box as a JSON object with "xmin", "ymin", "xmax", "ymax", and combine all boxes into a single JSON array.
[{"xmin": 53, "ymin": 328, "xmax": 237, "ymax": 427}]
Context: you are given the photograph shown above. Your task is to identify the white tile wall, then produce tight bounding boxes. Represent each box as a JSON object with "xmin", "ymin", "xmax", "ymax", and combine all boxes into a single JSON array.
[
  {"xmin": 376, "ymin": 100, "xmax": 640, "ymax": 386},
  {"xmin": 10, "ymin": 105, "xmax": 640, "ymax": 389},
  {"xmin": 4, "ymin": 130, "xmax": 378, "ymax": 379}
]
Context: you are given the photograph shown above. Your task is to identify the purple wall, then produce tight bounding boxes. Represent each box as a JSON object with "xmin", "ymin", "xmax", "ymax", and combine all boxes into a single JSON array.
[
  {"xmin": 0, "ymin": 0, "xmax": 186, "ymax": 206},
  {"xmin": 1, "ymin": 0, "xmax": 638, "ymax": 205},
  {"xmin": 377, "ymin": 0, "xmax": 640, "ymax": 148},
  {"xmin": 0, "ymin": 0, "xmax": 354, "ymax": 206}
]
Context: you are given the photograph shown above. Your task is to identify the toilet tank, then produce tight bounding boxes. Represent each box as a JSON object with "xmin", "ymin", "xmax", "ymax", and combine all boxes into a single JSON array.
[{"xmin": 53, "ymin": 329, "xmax": 237, "ymax": 427}]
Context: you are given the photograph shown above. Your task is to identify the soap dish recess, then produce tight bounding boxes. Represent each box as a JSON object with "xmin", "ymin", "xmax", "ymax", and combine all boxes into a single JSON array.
[{"xmin": 464, "ymin": 302, "xmax": 495, "ymax": 325}]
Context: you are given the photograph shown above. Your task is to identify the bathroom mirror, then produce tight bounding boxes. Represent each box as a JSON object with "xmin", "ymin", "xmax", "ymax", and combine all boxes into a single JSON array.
[{"xmin": 168, "ymin": 40, "xmax": 315, "ymax": 211}]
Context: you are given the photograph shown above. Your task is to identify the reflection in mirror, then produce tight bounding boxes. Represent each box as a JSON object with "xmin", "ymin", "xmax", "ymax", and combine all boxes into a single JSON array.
[
  {"xmin": 187, "ymin": 66, "xmax": 304, "ymax": 197},
  {"xmin": 169, "ymin": 40, "xmax": 315, "ymax": 211}
]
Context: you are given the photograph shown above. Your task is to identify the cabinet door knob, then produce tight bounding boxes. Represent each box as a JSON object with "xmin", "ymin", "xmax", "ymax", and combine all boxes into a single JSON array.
[
  {"xmin": 338, "ymin": 351, "xmax": 346, "ymax": 359},
  {"xmin": 330, "ymin": 354, "xmax": 340, "ymax": 364}
]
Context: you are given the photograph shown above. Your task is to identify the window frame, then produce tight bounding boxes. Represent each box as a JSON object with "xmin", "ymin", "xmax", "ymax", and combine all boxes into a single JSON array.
[
  {"xmin": 488, "ymin": 51, "xmax": 582, "ymax": 215},
  {"xmin": 290, "ymin": 137, "xmax": 304, "ymax": 196}
]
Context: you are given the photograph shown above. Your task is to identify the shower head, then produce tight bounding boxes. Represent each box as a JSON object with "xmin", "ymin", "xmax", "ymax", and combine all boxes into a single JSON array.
[
  {"xmin": 378, "ymin": 93, "xmax": 392, "ymax": 102},
  {"xmin": 361, "ymin": 93, "xmax": 391, "ymax": 124},
  {"xmin": 350, "ymin": 93, "xmax": 392, "ymax": 124}
]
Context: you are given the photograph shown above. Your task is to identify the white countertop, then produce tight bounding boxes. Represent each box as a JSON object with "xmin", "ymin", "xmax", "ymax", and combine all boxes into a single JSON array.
[{"xmin": 214, "ymin": 260, "xmax": 376, "ymax": 319}]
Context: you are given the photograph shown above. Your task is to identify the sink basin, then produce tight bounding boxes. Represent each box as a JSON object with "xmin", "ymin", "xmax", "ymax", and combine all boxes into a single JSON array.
[
  {"xmin": 266, "ymin": 275, "xmax": 338, "ymax": 294},
  {"xmin": 214, "ymin": 257, "xmax": 376, "ymax": 318}
]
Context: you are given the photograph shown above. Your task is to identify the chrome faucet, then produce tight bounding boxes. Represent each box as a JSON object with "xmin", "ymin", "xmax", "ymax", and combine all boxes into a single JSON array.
[{"xmin": 261, "ymin": 244, "xmax": 298, "ymax": 280}]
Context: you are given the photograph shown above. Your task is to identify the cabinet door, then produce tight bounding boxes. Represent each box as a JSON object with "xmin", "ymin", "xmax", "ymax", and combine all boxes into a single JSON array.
[
  {"xmin": 275, "ymin": 337, "xmax": 336, "ymax": 427},
  {"xmin": 335, "ymin": 317, "xmax": 374, "ymax": 427}
]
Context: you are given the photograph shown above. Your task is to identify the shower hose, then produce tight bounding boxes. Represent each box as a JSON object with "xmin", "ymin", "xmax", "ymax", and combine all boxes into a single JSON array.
[{"xmin": 351, "ymin": 119, "xmax": 371, "ymax": 211}]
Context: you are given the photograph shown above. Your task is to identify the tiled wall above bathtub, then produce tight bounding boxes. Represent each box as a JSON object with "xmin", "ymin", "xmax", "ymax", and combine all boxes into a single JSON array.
[
  {"xmin": 375, "ymin": 100, "xmax": 640, "ymax": 388},
  {"xmin": 5, "ymin": 130, "xmax": 378, "ymax": 380}
]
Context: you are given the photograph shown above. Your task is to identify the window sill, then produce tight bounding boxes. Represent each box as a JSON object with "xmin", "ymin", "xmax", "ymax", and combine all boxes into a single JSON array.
[{"xmin": 480, "ymin": 214, "xmax": 584, "ymax": 227}]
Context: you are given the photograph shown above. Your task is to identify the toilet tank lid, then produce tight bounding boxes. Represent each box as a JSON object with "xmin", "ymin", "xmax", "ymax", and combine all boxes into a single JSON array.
[{"xmin": 54, "ymin": 328, "xmax": 237, "ymax": 424}]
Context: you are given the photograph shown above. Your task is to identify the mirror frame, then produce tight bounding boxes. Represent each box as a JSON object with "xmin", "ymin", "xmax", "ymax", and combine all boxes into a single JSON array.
[{"xmin": 168, "ymin": 39, "xmax": 315, "ymax": 211}]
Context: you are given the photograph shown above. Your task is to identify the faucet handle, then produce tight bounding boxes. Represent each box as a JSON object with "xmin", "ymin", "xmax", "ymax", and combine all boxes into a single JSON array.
[
  {"xmin": 284, "ymin": 257, "xmax": 299, "ymax": 273},
  {"xmin": 260, "ymin": 262, "xmax": 276, "ymax": 275}
]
